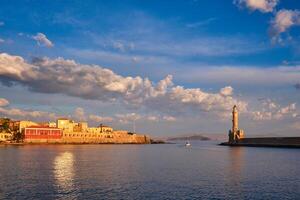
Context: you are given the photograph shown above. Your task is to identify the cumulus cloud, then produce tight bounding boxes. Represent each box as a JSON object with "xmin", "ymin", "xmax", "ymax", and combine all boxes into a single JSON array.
[
  {"xmin": 0, "ymin": 97, "xmax": 57, "ymax": 120},
  {"xmin": 0, "ymin": 53, "xmax": 247, "ymax": 118},
  {"xmin": 162, "ymin": 116, "xmax": 177, "ymax": 122},
  {"xmin": 110, "ymin": 41, "xmax": 135, "ymax": 52},
  {"xmin": 0, "ymin": 97, "xmax": 190, "ymax": 126},
  {"xmin": 74, "ymin": 107, "xmax": 86, "ymax": 121},
  {"xmin": 269, "ymin": 9, "xmax": 300, "ymax": 43},
  {"xmin": 146, "ymin": 115, "xmax": 159, "ymax": 122},
  {"xmin": 112, "ymin": 41, "xmax": 125, "ymax": 51},
  {"xmin": 88, "ymin": 114, "xmax": 114, "ymax": 123},
  {"xmin": 220, "ymin": 86, "xmax": 233, "ymax": 96},
  {"xmin": 234, "ymin": 0, "xmax": 278, "ymax": 13},
  {"xmin": 115, "ymin": 113, "xmax": 177, "ymax": 123},
  {"xmin": 0, "ymin": 98, "xmax": 9, "ymax": 107},
  {"xmin": 32, "ymin": 33, "xmax": 54, "ymax": 48},
  {"xmin": 0, "ymin": 108, "xmax": 56, "ymax": 119},
  {"xmin": 115, "ymin": 113, "xmax": 141, "ymax": 124},
  {"xmin": 252, "ymin": 99, "xmax": 297, "ymax": 120}
]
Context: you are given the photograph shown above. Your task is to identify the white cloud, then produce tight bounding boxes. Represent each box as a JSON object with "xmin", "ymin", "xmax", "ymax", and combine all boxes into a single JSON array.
[
  {"xmin": 176, "ymin": 65, "xmax": 300, "ymax": 86},
  {"xmin": 162, "ymin": 116, "xmax": 177, "ymax": 122},
  {"xmin": 220, "ymin": 86, "xmax": 233, "ymax": 96},
  {"xmin": 269, "ymin": 9, "xmax": 300, "ymax": 43},
  {"xmin": 115, "ymin": 113, "xmax": 177, "ymax": 123},
  {"xmin": 146, "ymin": 115, "xmax": 159, "ymax": 121},
  {"xmin": 186, "ymin": 18, "xmax": 217, "ymax": 28},
  {"xmin": 89, "ymin": 34, "xmax": 265, "ymax": 59},
  {"xmin": 0, "ymin": 97, "xmax": 57, "ymax": 120},
  {"xmin": 234, "ymin": 0, "xmax": 279, "ymax": 13},
  {"xmin": 132, "ymin": 56, "xmax": 139, "ymax": 63},
  {"xmin": 32, "ymin": 33, "xmax": 54, "ymax": 48},
  {"xmin": 72, "ymin": 107, "xmax": 114, "ymax": 123},
  {"xmin": 115, "ymin": 113, "xmax": 141, "ymax": 124},
  {"xmin": 103, "ymin": 40, "xmax": 135, "ymax": 52},
  {"xmin": 0, "ymin": 53, "xmax": 247, "ymax": 119},
  {"xmin": 112, "ymin": 41, "xmax": 125, "ymax": 51},
  {"xmin": 74, "ymin": 107, "xmax": 86, "ymax": 121},
  {"xmin": 0, "ymin": 98, "xmax": 9, "ymax": 107},
  {"xmin": 0, "ymin": 38, "xmax": 4, "ymax": 43},
  {"xmin": 88, "ymin": 114, "xmax": 114, "ymax": 123},
  {"xmin": 252, "ymin": 99, "xmax": 297, "ymax": 121},
  {"xmin": 0, "ymin": 101, "xmax": 158, "ymax": 124}
]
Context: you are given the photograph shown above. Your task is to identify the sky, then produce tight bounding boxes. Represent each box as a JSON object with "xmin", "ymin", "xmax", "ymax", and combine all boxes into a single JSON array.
[{"xmin": 0, "ymin": 0, "xmax": 300, "ymax": 137}]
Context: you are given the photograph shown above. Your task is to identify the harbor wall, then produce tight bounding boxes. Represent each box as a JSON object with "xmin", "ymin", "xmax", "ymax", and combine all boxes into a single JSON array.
[
  {"xmin": 239, "ymin": 137, "xmax": 300, "ymax": 145},
  {"xmin": 24, "ymin": 131, "xmax": 151, "ymax": 144},
  {"xmin": 221, "ymin": 137, "xmax": 300, "ymax": 147}
]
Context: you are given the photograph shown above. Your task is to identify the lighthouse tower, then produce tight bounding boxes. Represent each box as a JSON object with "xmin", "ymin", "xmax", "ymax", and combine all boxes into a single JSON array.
[
  {"xmin": 228, "ymin": 105, "xmax": 244, "ymax": 143},
  {"xmin": 232, "ymin": 105, "xmax": 238, "ymax": 132}
]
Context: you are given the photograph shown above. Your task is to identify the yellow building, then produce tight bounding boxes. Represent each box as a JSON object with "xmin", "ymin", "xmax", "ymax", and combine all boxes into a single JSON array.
[
  {"xmin": 54, "ymin": 118, "xmax": 150, "ymax": 144},
  {"xmin": 0, "ymin": 132, "xmax": 12, "ymax": 142},
  {"xmin": 48, "ymin": 122, "xmax": 57, "ymax": 127},
  {"xmin": 19, "ymin": 121, "xmax": 39, "ymax": 132}
]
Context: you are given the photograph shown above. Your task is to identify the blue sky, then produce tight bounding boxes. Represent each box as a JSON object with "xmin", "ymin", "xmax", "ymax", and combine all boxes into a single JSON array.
[{"xmin": 1, "ymin": 0, "xmax": 300, "ymax": 137}]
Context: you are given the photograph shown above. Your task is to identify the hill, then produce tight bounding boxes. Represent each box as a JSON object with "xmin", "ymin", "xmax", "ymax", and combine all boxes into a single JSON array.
[{"xmin": 167, "ymin": 134, "xmax": 211, "ymax": 141}]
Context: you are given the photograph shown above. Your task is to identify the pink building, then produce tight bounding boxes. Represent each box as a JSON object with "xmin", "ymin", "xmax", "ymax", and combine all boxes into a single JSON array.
[{"xmin": 24, "ymin": 126, "xmax": 62, "ymax": 141}]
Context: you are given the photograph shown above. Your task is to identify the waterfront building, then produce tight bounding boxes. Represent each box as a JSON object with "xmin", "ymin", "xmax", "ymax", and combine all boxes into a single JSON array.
[
  {"xmin": 19, "ymin": 121, "xmax": 39, "ymax": 132},
  {"xmin": 228, "ymin": 105, "xmax": 244, "ymax": 143},
  {"xmin": 57, "ymin": 118, "xmax": 74, "ymax": 132},
  {"xmin": 0, "ymin": 117, "xmax": 151, "ymax": 144},
  {"xmin": 48, "ymin": 122, "xmax": 57, "ymax": 127},
  {"xmin": 0, "ymin": 132, "xmax": 12, "ymax": 142},
  {"xmin": 24, "ymin": 126, "xmax": 62, "ymax": 143}
]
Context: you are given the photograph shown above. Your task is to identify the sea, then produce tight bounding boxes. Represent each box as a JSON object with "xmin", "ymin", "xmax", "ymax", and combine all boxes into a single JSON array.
[{"xmin": 0, "ymin": 141, "xmax": 300, "ymax": 200}]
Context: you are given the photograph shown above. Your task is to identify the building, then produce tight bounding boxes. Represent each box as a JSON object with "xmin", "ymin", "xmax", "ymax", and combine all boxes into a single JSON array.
[
  {"xmin": 57, "ymin": 118, "xmax": 74, "ymax": 132},
  {"xmin": 57, "ymin": 118, "xmax": 113, "ymax": 134},
  {"xmin": 99, "ymin": 124, "xmax": 113, "ymax": 133},
  {"xmin": 0, "ymin": 132, "xmax": 12, "ymax": 142},
  {"xmin": 48, "ymin": 122, "xmax": 57, "ymax": 127},
  {"xmin": 19, "ymin": 121, "xmax": 39, "ymax": 132},
  {"xmin": 228, "ymin": 105, "xmax": 244, "ymax": 143},
  {"xmin": 24, "ymin": 126, "xmax": 62, "ymax": 143},
  {"xmin": 17, "ymin": 118, "xmax": 150, "ymax": 144}
]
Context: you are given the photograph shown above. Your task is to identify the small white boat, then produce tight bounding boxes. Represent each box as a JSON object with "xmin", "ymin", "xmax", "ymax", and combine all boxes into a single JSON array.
[{"xmin": 185, "ymin": 141, "xmax": 191, "ymax": 147}]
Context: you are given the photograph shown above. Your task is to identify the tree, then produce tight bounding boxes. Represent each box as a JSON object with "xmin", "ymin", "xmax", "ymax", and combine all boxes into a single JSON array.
[
  {"xmin": 13, "ymin": 131, "xmax": 24, "ymax": 143},
  {"xmin": 0, "ymin": 118, "xmax": 11, "ymax": 133}
]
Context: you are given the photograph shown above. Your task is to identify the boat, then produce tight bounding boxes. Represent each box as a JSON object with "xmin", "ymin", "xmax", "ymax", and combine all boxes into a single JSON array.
[{"xmin": 185, "ymin": 141, "xmax": 191, "ymax": 147}]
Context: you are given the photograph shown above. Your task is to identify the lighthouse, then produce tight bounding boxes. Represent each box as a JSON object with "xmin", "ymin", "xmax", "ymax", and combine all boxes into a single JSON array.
[
  {"xmin": 228, "ymin": 105, "xmax": 244, "ymax": 143},
  {"xmin": 232, "ymin": 105, "xmax": 238, "ymax": 132}
]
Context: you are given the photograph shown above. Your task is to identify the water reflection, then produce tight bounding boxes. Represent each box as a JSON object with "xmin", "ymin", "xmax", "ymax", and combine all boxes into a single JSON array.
[
  {"xmin": 54, "ymin": 152, "xmax": 75, "ymax": 195},
  {"xmin": 229, "ymin": 147, "xmax": 244, "ymax": 176},
  {"xmin": 227, "ymin": 147, "xmax": 245, "ymax": 197}
]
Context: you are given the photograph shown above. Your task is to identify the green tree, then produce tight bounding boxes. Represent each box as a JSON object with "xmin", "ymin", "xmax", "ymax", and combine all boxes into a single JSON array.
[{"xmin": 0, "ymin": 118, "xmax": 11, "ymax": 132}]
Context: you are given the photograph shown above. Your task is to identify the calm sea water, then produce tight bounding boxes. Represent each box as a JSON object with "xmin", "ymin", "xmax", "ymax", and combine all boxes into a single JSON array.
[{"xmin": 0, "ymin": 141, "xmax": 300, "ymax": 200}]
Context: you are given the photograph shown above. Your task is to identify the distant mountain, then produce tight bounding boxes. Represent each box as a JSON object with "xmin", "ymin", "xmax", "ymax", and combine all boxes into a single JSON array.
[{"xmin": 167, "ymin": 134, "xmax": 211, "ymax": 141}]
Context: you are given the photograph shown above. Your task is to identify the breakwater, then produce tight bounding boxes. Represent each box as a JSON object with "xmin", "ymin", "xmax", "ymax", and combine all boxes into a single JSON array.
[{"xmin": 220, "ymin": 137, "xmax": 300, "ymax": 148}]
